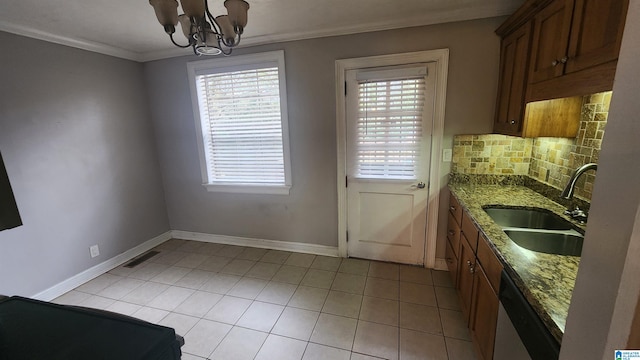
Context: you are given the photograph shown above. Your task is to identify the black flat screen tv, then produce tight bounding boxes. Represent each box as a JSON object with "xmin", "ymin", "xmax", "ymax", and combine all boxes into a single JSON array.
[{"xmin": 0, "ymin": 152, "xmax": 22, "ymax": 231}]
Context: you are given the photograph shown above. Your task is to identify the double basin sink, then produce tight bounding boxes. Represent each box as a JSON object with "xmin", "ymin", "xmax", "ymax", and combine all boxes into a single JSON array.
[{"xmin": 483, "ymin": 207, "xmax": 584, "ymax": 257}]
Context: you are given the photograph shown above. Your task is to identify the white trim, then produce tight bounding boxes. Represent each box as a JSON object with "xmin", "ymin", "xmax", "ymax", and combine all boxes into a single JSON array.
[
  {"xmin": 171, "ymin": 230, "xmax": 340, "ymax": 257},
  {"xmin": 204, "ymin": 184, "xmax": 291, "ymax": 195},
  {"xmin": 335, "ymin": 49, "xmax": 449, "ymax": 267},
  {"xmin": 0, "ymin": 21, "xmax": 143, "ymax": 62},
  {"xmin": 31, "ymin": 231, "xmax": 172, "ymax": 301},
  {"xmin": 434, "ymin": 258, "xmax": 449, "ymax": 271}
]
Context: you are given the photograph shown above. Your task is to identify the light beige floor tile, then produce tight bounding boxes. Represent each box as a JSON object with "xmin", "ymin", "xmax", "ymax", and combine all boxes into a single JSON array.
[
  {"xmin": 359, "ymin": 296, "xmax": 399, "ymax": 326},
  {"xmin": 217, "ymin": 245, "xmax": 246, "ymax": 258},
  {"xmin": 444, "ymin": 337, "xmax": 477, "ymax": 360},
  {"xmin": 199, "ymin": 273, "xmax": 241, "ymax": 294},
  {"xmin": 332, "ymin": 273, "xmax": 366, "ymax": 294},
  {"xmin": 272, "ymin": 265, "xmax": 308, "ymax": 284},
  {"xmin": 322, "ymin": 291, "xmax": 363, "ymax": 318},
  {"xmin": 129, "ymin": 263, "xmax": 170, "ymax": 281},
  {"xmin": 175, "ymin": 253, "xmax": 209, "ymax": 268},
  {"xmin": 255, "ymin": 334, "xmax": 308, "ymax": 360},
  {"xmin": 209, "ymin": 326, "xmax": 268, "ymax": 360},
  {"xmin": 159, "ymin": 312, "xmax": 199, "ymax": 337},
  {"xmin": 399, "ymin": 282, "xmax": 437, "ymax": 306},
  {"xmin": 260, "ymin": 250, "xmax": 292, "ymax": 264},
  {"xmin": 52, "ymin": 290, "xmax": 91, "ymax": 306},
  {"xmin": 147, "ymin": 286, "xmax": 195, "ymax": 311},
  {"xmin": 302, "ymin": 343, "xmax": 351, "ymax": 360},
  {"xmin": 431, "ymin": 270, "xmax": 454, "ymax": 288},
  {"xmin": 256, "ymin": 281, "xmax": 298, "ymax": 305},
  {"xmin": 350, "ymin": 353, "xmax": 385, "ymax": 360},
  {"xmin": 353, "ymin": 320, "xmax": 399, "ymax": 360},
  {"xmin": 364, "ymin": 277, "xmax": 399, "ymax": 300},
  {"xmin": 245, "ymin": 262, "xmax": 282, "ymax": 280},
  {"xmin": 236, "ymin": 301, "xmax": 285, "ymax": 332},
  {"xmin": 132, "ymin": 306, "xmax": 169, "ymax": 323},
  {"xmin": 399, "ymin": 266, "xmax": 432, "ymax": 285},
  {"xmin": 434, "ymin": 286, "xmax": 461, "ymax": 311},
  {"xmin": 105, "ymin": 301, "xmax": 142, "ymax": 316},
  {"xmin": 176, "ymin": 240, "xmax": 206, "ymax": 253},
  {"xmin": 339, "ymin": 259, "xmax": 370, "ymax": 276},
  {"xmin": 204, "ymin": 295, "xmax": 253, "ymax": 324},
  {"xmin": 179, "ymin": 353, "xmax": 205, "ymax": 360},
  {"xmin": 196, "ymin": 255, "xmax": 230, "ymax": 272},
  {"xmin": 310, "ymin": 313, "xmax": 357, "ymax": 350},
  {"xmin": 182, "ymin": 319, "xmax": 232, "ymax": 358},
  {"xmin": 198, "ymin": 242, "xmax": 226, "ymax": 256},
  {"xmin": 288, "ymin": 286, "xmax": 329, "ymax": 311},
  {"xmin": 439, "ymin": 309, "xmax": 471, "ymax": 341},
  {"xmin": 174, "ymin": 290, "xmax": 223, "ymax": 317},
  {"xmin": 173, "ymin": 269, "xmax": 216, "ymax": 290},
  {"xmin": 399, "ymin": 302, "xmax": 442, "ymax": 335},
  {"xmin": 272, "ymin": 307, "xmax": 320, "ymax": 341},
  {"xmin": 400, "ymin": 328, "xmax": 448, "ymax": 360},
  {"xmin": 220, "ymin": 259, "xmax": 256, "ymax": 276},
  {"xmin": 227, "ymin": 277, "xmax": 269, "ymax": 299},
  {"xmin": 155, "ymin": 239, "xmax": 185, "ymax": 251},
  {"xmin": 310, "ymin": 256, "xmax": 342, "ymax": 272},
  {"xmin": 237, "ymin": 247, "xmax": 268, "ymax": 261},
  {"xmin": 97, "ymin": 277, "xmax": 145, "ymax": 300},
  {"xmin": 151, "ymin": 250, "xmax": 189, "ymax": 266},
  {"xmin": 76, "ymin": 273, "xmax": 122, "ymax": 294},
  {"xmin": 121, "ymin": 281, "xmax": 169, "ymax": 305},
  {"xmin": 368, "ymin": 262, "xmax": 400, "ymax": 281},
  {"xmin": 285, "ymin": 253, "xmax": 317, "ymax": 268},
  {"xmin": 301, "ymin": 269, "xmax": 336, "ymax": 289},
  {"xmin": 79, "ymin": 295, "xmax": 116, "ymax": 310},
  {"xmin": 150, "ymin": 266, "xmax": 191, "ymax": 285}
]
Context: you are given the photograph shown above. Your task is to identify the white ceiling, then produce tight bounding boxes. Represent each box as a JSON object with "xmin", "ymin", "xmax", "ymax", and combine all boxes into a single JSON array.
[{"xmin": 0, "ymin": 0, "xmax": 524, "ymax": 62}]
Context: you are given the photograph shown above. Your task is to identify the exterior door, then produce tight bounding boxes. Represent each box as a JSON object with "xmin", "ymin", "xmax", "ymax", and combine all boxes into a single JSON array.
[{"xmin": 345, "ymin": 64, "xmax": 435, "ymax": 265}]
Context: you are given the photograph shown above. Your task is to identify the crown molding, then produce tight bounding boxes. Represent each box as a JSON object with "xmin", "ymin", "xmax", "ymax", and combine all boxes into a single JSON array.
[{"xmin": 0, "ymin": 20, "xmax": 144, "ymax": 62}]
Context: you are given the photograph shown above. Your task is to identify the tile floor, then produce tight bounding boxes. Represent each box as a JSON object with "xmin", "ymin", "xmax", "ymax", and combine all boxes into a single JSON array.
[{"xmin": 54, "ymin": 239, "xmax": 477, "ymax": 360}]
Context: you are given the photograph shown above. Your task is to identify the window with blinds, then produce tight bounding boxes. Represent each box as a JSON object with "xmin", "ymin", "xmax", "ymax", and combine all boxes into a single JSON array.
[
  {"xmin": 356, "ymin": 77, "xmax": 426, "ymax": 179},
  {"xmin": 188, "ymin": 51, "xmax": 291, "ymax": 194}
]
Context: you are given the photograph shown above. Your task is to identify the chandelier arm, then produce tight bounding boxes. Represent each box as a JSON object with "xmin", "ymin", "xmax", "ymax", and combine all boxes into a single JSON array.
[
  {"xmin": 204, "ymin": 0, "xmax": 223, "ymax": 35},
  {"xmin": 170, "ymin": 33, "xmax": 192, "ymax": 48},
  {"xmin": 220, "ymin": 46, "xmax": 233, "ymax": 56}
]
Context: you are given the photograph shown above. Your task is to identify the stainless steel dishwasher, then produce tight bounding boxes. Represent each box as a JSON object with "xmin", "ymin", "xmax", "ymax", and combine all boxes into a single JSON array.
[{"xmin": 494, "ymin": 270, "xmax": 560, "ymax": 360}]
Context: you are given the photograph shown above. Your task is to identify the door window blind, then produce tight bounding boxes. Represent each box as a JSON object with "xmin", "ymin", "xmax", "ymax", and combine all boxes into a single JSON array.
[
  {"xmin": 356, "ymin": 77, "xmax": 426, "ymax": 179},
  {"xmin": 195, "ymin": 66, "xmax": 285, "ymax": 184}
]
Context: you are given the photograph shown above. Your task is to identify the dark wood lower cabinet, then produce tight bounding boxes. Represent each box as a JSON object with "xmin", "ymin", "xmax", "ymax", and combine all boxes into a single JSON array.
[{"xmin": 470, "ymin": 264, "xmax": 500, "ymax": 360}]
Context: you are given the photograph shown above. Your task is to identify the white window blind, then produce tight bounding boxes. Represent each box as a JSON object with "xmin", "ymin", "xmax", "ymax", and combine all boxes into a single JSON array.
[{"xmin": 356, "ymin": 77, "xmax": 426, "ymax": 179}]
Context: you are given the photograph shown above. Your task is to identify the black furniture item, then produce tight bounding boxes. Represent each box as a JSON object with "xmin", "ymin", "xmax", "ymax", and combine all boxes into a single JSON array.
[
  {"xmin": 0, "ymin": 152, "xmax": 22, "ymax": 231},
  {"xmin": 0, "ymin": 296, "xmax": 182, "ymax": 360}
]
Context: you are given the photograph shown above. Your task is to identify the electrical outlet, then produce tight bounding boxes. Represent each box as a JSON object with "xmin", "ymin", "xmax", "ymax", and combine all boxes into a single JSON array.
[
  {"xmin": 443, "ymin": 149, "xmax": 452, "ymax": 162},
  {"xmin": 90, "ymin": 245, "xmax": 100, "ymax": 258}
]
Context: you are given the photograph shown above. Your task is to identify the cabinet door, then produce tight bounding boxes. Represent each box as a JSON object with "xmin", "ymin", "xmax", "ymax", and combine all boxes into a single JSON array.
[
  {"xmin": 457, "ymin": 234, "xmax": 476, "ymax": 321},
  {"xmin": 528, "ymin": 0, "xmax": 574, "ymax": 84},
  {"xmin": 564, "ymin": 0, "xmax": 628, "ymax": 74},
  {"xmin": 470, "ymin": 265, "xmax": 499, "ymax": 360},
  {"xmin": 445, "ymin": 238, "xmax": 459, "ymax": 288},
  {"xmin": 494, "ymin": 21, "xmax": 532, "ymax": 136}
]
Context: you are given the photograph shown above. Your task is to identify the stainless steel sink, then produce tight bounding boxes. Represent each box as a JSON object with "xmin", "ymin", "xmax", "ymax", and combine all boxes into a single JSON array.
[
  {"xmin": 503, "ymin": 230, "xmax": 583, "ymax": 257},
  {"xmin": 484, "ymin": 207, "xmax": 574, "ymax": 230}
]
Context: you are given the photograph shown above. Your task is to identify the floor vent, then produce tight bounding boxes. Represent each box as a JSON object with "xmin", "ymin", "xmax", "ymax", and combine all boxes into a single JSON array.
[{"xmin": 124, "ymin": 251, "xmax": 160, "ymax": 268}]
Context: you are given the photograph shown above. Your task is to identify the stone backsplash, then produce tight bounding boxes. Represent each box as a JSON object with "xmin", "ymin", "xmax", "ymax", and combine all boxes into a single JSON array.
[{"xmin": 451, "ymin": 91, "xmax": 611, "ymax": 203}]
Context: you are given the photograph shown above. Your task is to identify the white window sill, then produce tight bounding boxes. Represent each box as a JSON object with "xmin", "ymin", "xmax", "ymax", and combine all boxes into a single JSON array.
[{"xmin": 202, "ymin": 183, "xmax": 291, "ymax": 195}]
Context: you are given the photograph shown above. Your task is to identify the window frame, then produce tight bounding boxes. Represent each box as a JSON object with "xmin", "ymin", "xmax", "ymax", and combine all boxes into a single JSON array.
[{"xmin": 187, "ymin": 50, "xmax": 292, "ymax": 195}]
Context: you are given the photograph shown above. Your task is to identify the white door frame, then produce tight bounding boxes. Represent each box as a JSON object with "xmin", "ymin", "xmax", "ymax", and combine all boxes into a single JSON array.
[{"xmin": 335, "ymin": 49, "xmax": 449, "ymax": 268}]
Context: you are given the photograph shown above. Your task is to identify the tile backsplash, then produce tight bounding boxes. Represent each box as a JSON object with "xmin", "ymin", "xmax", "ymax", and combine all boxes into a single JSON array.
[{"xmin": 451, "ymin": 91, "xmax": 611, "ymax": 202}]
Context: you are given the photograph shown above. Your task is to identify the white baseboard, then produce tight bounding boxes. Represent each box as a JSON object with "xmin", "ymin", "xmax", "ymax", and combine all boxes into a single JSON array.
[
  {"xmin": 434, "ymin": 258, "xmax": 449, "ymax": 271},
  {"xmin": 32, "ymin": 231, "xmax": 172, "ymax": 301},
  {"xmin": 171, "ymin": 230, "xmax": 340, "ymax": 257}
]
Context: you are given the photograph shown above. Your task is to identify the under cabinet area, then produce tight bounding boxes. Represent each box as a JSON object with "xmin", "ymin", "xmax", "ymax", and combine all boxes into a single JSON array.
[
  {"xmin": 447, "ymin": 191, "xmax": 503, "ymax": 360},
  {"xmin": 493, "ymin": 0, "xmax": 628, "ymax": 137}
]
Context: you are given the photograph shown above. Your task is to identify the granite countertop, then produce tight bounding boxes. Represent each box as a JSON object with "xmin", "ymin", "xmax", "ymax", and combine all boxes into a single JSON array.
[{"xmin": 448, "ymin": 183, "xmax": 586, "ymax": 343}]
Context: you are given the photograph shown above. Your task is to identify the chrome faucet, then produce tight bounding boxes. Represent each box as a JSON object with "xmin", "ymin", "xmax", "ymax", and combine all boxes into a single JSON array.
[{"xmin": 560, "ymin": 163, "xmax": 597, "ymax": 222}]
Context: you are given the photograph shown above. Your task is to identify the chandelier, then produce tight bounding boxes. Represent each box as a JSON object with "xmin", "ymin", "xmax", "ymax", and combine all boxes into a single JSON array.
[{"xmin": 149, "ymin": 0, "xmax": 249, "ymax": 56}]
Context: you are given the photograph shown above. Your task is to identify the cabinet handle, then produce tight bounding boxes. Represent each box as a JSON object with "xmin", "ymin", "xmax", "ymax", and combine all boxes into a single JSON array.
[
  {"xmin": 560, "ymin": 56, "xmax": 568, "ymax": 64},
  {"xmin": 448, "ymin": 230, "xmax": 455, "ymax": 236},
  {"xmin": 450, "ymin": 206, "xmax": 456, "ymax": 212},
  {"xmin": 510, "ymin": 119, "xmax": 516, "ymax": 125},
  {"xmin": 551, "ymin": 59, "xmax": 558, "ymax": 66},
  {"xmin": 469, "ymin": 266, "xmax": 475, "ymax": 274},
  {"xmin": 466, "ymin": 260, "xmax": 472, "ymax": 266}
]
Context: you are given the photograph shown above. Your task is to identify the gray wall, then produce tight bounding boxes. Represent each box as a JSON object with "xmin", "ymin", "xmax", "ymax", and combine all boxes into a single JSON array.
[
  {"xmin": 560, "ymin": 1, "xmax": 640, "ymax": 357},
  {"xmin": 0, "ymin": 32, "xmax": 170, "ymax": 296},
  {"xmin": 145, "ymin": 17, "xmax": 502, "ymax": 257}
]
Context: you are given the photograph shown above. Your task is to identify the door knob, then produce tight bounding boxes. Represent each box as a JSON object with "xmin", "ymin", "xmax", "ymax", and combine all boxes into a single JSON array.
[{"xmin": 417, "ymin": 182, "xmax": 426, "ymax": 189}]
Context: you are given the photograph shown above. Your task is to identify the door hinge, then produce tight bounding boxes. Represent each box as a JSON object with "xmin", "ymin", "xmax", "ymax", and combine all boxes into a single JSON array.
[
  {"xmin": 345, "ymin": 176, "xmax": 348, "ymax": 188},
  {"xmin": 346, "ymin": 231, "xmax": 349, "ymax": 242},
  {"xmin": 344, "ymin": 81, "xmax": 347, "ymax": 96}
]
